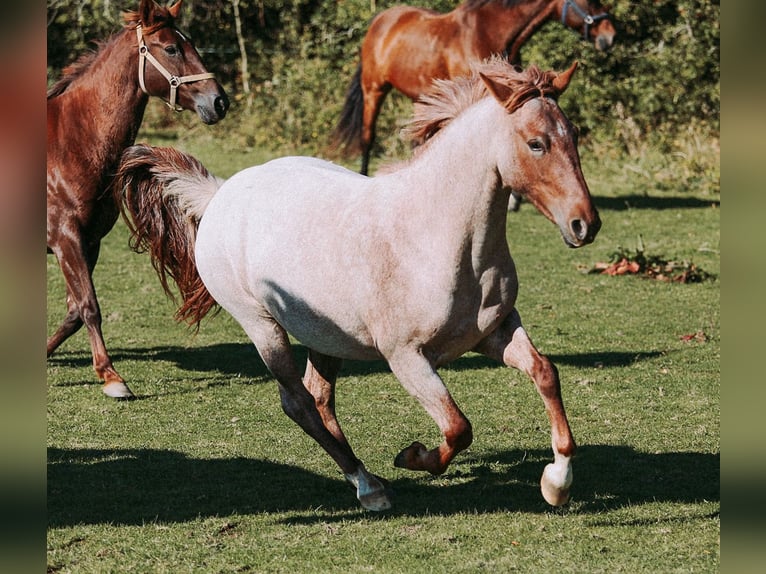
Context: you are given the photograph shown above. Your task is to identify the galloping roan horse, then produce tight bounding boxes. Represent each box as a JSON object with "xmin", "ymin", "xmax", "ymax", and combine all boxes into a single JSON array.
[
  {"xmin": 332, "ymin": 0, "xmax": 616, "ymax": 177},
  {"xmin": 116, "ymin": 59, "xmax": 601, "ymax": 510},
  {"xmin": 47, "ymin": 0, "xmax": 228, "ymax": 399}
]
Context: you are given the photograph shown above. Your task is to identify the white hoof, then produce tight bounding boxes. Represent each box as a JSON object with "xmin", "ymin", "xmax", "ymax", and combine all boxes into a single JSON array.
[
  {"xmin": 358, "ymin": 488, "xmax": 392, "ymax": 512},
  {"xmin": 540, "ymin": 461, "xmax": 572, "ymax": 507},
  {"xmin": 103, "ymin": 381, "xmax": 135, "ymax": 400},
  {"xmin": 345, "ymin": 465, "xmax": 392, "ymax": 511}
]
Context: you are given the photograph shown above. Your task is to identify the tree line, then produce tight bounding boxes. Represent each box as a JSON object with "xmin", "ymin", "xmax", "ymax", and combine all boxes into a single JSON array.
[{"xmin": 47, "ymin": 1, "xmax": 719, "ymax": 155}]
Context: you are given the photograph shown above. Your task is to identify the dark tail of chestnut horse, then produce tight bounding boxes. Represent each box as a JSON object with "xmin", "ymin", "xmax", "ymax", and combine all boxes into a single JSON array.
[
  {"xmin": 331, "ymin": 64, "xmax": 364, "ymax": 156},
  {"xmin": 114, "ymin": 144, "xmax": 222, "ymax": 327}
]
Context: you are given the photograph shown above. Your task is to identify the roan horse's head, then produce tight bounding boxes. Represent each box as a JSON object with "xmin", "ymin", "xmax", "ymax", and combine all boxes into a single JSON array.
[
  {"xmin": 126, "ymin": 0, "xmax": 229, "ymax": 124},
  {"xmin": 561, "ymin": 0, "xmax": 616, "ymax": 52},
  {"xmin": 480, "ymin": 61, "xmax": 601, "ymax": 248}
]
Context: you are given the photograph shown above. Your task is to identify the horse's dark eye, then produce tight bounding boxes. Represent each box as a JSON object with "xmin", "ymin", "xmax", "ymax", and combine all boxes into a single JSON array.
[
  {"xmin": 527, "ymin": 139, "xmax": 545, "ymax": 154},
  {"xmin": 164, "ymin": 45, "xmax": 179, "ymax": 56}
]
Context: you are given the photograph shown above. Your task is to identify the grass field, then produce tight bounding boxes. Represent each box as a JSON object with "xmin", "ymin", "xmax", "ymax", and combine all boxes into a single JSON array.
[{"xmin": 47, "ymin": 130, "xmax": 719, "ymax": 572}]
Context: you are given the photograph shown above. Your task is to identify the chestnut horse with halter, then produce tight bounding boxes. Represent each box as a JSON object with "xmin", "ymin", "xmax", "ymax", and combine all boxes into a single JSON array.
[
  {"xmin": 115, "ymin": 59, "xmax": 600, "ymax": 510},
  {"xmin": 47, "ymin": 0, "xmax": 228, "ymax": 399},
  {"xmin": 332, "ymin": 0, "xmax": 615, "ymax": 176}
]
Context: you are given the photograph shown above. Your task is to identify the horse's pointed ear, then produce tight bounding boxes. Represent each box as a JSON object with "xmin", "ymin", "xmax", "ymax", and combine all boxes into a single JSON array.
[
  {"xmin": 552, "ymin": 61, "xmax": 579, "ymax": 95},
  {"xmin": 480, "ymin": 73, "xmax": 514, "ymax": 106},
  {"xmin": 138, "ymin": 0, "xmax": 159, "ymax": 25},
  {"xmin": 168, "ymin": 0, "xmax": 183, "ymax": 19}
]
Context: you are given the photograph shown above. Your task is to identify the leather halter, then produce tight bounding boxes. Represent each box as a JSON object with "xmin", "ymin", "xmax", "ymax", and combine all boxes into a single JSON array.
[
  {"xmin": 136, "ymin": 24, "xmax": 215, "ymax": 111},
  {"xmin": 561, "ymin": 0, "xmax": 610, "ymax": 41}
]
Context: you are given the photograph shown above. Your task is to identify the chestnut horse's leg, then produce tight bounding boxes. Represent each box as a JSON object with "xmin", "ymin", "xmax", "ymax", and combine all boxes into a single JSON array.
[
  {"xmin": 474, "ymin": 309, "xmax": 575, "ymax": 506},
  {"xmin": 387, "ymin": 352, "xmax": 473, "ymax": 475},
  {"xmin": 245, "ymin": 318, "xmax": 391, "ymax": 511},
  {"xmin": 47, "ymin": 236, "xmax": 134, "ymax": 399},
  {"xmin": 359, "ymin": 81, "xmax": 391, "ymax": 176}
]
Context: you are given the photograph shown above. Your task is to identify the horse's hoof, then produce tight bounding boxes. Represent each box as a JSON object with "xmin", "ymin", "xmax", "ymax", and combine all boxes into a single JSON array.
[
  {"xmin": 103, "ymin": 381, "xmax": 135, "ymax": 400},
  {"xmin": 358, "ymin": 489, "xmax": 392, "ymax": 511},
  {"xmin": 540, "ymin": 462, "xmax": 572, "ymax": 506},
  {"xmin": 393, "ymin": 441, "xmax": 427, "ymax": 469}
]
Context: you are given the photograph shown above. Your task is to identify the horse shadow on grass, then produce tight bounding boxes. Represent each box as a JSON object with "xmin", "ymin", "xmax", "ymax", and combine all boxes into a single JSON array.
[
  {"xmin": 593, "ymin": 194, "xmax": 719, "ymax": 211},
  {"xmin": 48, "ymin": 343, "xmax": 663, "ymax": 392},
  {"xmin": 48, "ymin": 444, "xmax": 718, "ymax": 528}
]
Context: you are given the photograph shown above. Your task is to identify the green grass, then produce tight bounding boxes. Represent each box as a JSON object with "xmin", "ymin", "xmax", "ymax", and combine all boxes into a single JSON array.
[{"xmin": 47, "ymin": 133, "xmax": 719, "ymax": 572}]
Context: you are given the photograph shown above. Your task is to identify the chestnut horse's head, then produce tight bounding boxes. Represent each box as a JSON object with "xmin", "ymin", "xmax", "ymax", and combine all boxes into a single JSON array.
[
  {"xmin": 561, "ymin": 0, "xmax": 616, "ymax": 52},
  {"xmin": 126, "ymin": 0, "xmax": 229, "ymax": 124},
  {"xmin": 480, "ymin": 61, "xmax": 601, "ymax": 248}
]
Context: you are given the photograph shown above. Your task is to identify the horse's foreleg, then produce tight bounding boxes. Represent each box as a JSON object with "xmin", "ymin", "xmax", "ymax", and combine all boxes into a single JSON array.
[
  {"xmin": 248, "ymin": 322, "xmax": 391, "ymax": 511},
  {"xmin": 507, "ymin": 192, "xmax": 523, "ymax": 212},
  {"xmin": 388, "ymin": 352, "xmax": 473, "ymax": 475},
  {"xmin": 48, "ymin": 239, "xmax": 133, "ymax": 399},
  {"xmin": 475, "ymin": 309, "xmax": 575, "ymax": 506}
]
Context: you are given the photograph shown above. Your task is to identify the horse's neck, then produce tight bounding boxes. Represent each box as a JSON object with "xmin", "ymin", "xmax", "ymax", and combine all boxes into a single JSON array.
[
  {"xmin": 62, "ymin": 30, "xmax": 148, "ymax": 164},
  {"xmin": 478, "ymin": 0, "xmax": 559, "ymax": 61},
  {"xmin": 389, "ymin": 99, "xmax": 511, "ymax": 259}
]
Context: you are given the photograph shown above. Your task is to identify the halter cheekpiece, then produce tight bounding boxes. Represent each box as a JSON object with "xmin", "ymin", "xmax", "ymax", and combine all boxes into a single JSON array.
[
  {"xmin": 136, "ymin": 24, "xmax": 215, "ymax": 111},
  {"xmin": 561, "ymin": 0, "xmax": 610, "ymax": 40}
]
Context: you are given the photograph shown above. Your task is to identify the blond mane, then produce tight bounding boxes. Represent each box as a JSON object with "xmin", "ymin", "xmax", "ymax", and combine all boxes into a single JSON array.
[{"xmin": 401, "ymin": 57, "xmax": 562, "ymax": 145}]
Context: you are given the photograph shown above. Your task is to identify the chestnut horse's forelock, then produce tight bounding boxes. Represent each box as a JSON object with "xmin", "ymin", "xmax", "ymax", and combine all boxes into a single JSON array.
[
  {"xmin": 122, "ymin": 4, "xmax": 175, "ymax": 34},
  {"xmin": 115, "ymin": 146, "xmax": 218, "ymax": 327},
  {"xmin": 403, "ymin": 58, "xmax": 561, "ymax": 145}
]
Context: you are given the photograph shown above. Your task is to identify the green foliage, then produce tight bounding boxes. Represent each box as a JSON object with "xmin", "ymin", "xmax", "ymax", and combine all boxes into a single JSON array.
[{"xmin": 47, "ymin": 0, "xmax": 720, "ymax": 161}]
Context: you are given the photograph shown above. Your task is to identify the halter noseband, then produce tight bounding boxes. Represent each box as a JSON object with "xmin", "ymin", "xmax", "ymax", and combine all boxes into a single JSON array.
[
  {"xmin": 136, "ymin": 24, "xmax": 215, "ymax": 111},
  {"xmin": 561, "ymin": 0, "xmax": 610, "ymax": 41}
]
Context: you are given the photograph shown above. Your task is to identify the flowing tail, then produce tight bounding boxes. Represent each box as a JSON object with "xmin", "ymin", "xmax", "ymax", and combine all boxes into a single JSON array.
[
  {"xmin": 114, "ymin": 144, "xmax": 225, "ymax": 327},
  {"xmin": 330, "ymin": 63, "xmax": 364, "ymax": 156}
]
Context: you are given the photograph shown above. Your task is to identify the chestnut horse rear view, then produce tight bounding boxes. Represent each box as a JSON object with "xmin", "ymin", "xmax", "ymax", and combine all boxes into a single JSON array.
[
  {"xmin": 116, "ymin": 60, "xmax": 600, "ymax": 511},
  {"xmin": 332, "ymin": 0, "xmax": 615, "ymax": 176},
  {"xmin": 47, "ymin": 0, "xmax": 228, "ymax": 399}
]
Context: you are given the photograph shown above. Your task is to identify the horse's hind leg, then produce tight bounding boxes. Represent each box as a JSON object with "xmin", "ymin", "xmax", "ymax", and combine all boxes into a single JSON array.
[
  {"xmin": 360, "ymin": 82, "xmax": 390, "ymax": 176},
  {"xmin": 475, "ymin": 309, "xmax": 575, "ymax": 506},
  {"xmin": 47, "ymin": 291, "xmax": 84, "ymax": 356},
  {"xmin": 303, "ymin": 350, "xmax": 348, "ymax": 446},
  {"xmin": 246, "ymin": 320, "xmax": 391, "ymax": 510},
  {"xmin": 387, "ymin": 351, "xmax": 473, "ymax": 475},
  {"xmin": 48, "ymin": 238, "xmax": 133, "ymax": 399}
]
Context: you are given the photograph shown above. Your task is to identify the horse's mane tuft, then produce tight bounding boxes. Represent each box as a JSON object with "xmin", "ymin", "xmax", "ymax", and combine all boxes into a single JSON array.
[
  {"xmin": 401, "ymin": 56, "xmax": 561, "ymax": 145},
  {"xmin": 48, "ymin": 4, "xmax": 176, "ymax": 99}
]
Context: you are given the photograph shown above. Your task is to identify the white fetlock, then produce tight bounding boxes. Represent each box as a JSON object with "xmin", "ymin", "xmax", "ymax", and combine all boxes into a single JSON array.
[
  {"xmin": 103, "ymin": 381, "xmax": 135, "ymax": 400},
  {"xmin": 345, "ymin": 465, "xmax": 392, "ymax": 511},
  {"xmin": 540, "ymin": 457, "xmax": 572, "ymax": 507}
]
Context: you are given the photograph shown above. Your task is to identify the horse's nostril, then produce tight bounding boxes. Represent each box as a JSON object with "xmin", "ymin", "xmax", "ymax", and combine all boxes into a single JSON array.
[
  {"xmin": 214, "ymin": 95, "xmax": 229, "ymax": 117},
  {"xmin": 571, "ymin": 219, "xmax": 586, "ymax": 241}
]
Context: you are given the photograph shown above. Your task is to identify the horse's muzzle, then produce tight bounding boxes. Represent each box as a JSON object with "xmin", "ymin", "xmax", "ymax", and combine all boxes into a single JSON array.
[
  {"xmin": 596, "ymin": 34, "xmax": 615, "ymax": 52},
  {"xmin": 196, "ymin": 89, "xmax": 230, "ymax": 125}
]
